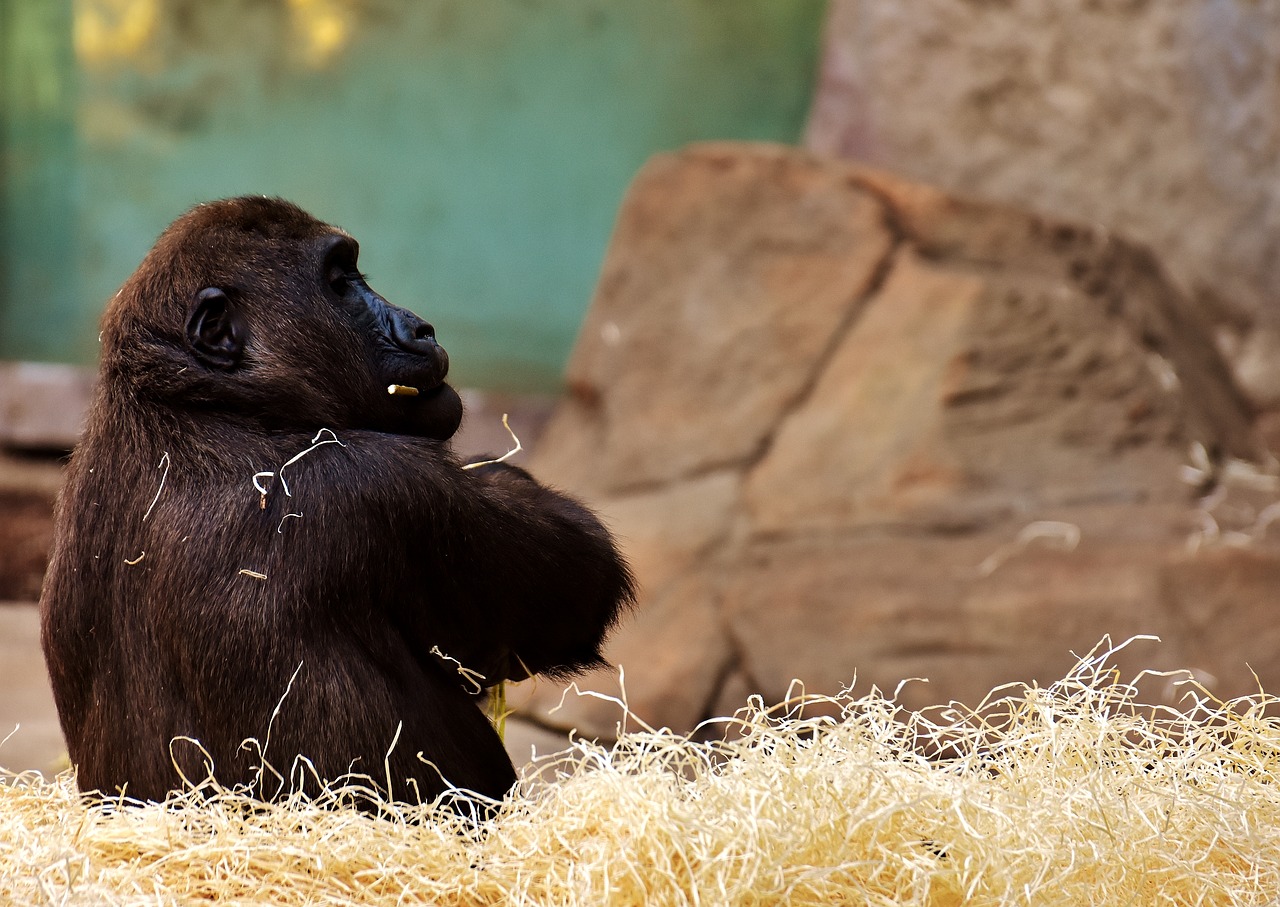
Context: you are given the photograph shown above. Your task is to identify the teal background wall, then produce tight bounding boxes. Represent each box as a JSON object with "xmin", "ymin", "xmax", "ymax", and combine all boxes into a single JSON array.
[
  {"xmin": 0, "ymin": 0, "xmax": 825, "ymax": 391},
  {"xmin": 1, "ymin": 0, "xmax": 79, "ymax": 372}
]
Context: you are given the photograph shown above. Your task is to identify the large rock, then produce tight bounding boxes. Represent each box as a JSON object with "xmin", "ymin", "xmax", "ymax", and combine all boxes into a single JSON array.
[
  {"xmin": 804, "ymin": 0, "xmax": 1280, "ymax": 405},
  {"xmin": 517, "ymin": 143, "xmax": 1270, "ymax": 737}
]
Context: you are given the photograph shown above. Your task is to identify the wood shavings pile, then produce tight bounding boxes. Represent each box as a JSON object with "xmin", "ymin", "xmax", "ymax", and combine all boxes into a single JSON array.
[{"xmin": 3, "ymin": 639, "xmax": 1278, "ymax": 905}]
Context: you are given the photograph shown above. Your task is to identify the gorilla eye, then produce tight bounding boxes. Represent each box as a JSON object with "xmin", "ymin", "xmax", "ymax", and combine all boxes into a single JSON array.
[
  {"xmin": 327, "ymin": 266, "xmax": 370, "ymax": 297},
  {"xmin": 327, "ymin": 265, "xmax": 352, "ymax": 295},
  {"xmin": 321, "ymin": 235, "xmax": 362, "ymax": 297}
]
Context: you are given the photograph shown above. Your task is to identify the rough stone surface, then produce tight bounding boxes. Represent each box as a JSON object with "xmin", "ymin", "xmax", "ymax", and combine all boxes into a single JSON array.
[
  {"xmin": 520, "ymin": 142, "xmax": 1272, "ymax": 741},
  {"xmin": 532, "ymin": 147, "xmax": 896, "ymax": 494},
  {"xmin": 720, "ymin": 529, "xmax": 1183, "ymax": 712},
  {"xmin": 804, "ymin": 0, "xmax": 1280, "ymax": 405},
  {"xmin": 1160, "ymin": 547, "xmax": 1280, "ymax": 696},
  {"xmin": 746, "ymin": 249, "xmax": 985, "ymax": 533}
]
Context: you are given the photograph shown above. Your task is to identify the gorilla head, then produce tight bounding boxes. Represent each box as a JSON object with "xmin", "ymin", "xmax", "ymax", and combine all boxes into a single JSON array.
[{"xmin": 103, "ymin": 197, "xmax": 463, "ymax": 441}]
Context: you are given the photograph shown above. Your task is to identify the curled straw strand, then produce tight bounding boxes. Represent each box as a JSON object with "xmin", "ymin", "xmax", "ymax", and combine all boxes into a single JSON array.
[
  {"xmin": 461, "ymin": 415, "xmax": 522, "ymax": 471},
  {"xmin": 253, "ymin": 429, "xmax": 347, "ymax": 499}
]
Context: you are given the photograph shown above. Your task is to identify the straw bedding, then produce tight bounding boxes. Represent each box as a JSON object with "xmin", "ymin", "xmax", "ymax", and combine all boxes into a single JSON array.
[{"xmin": 3, "ymin": 638, "xmax": 1277, "ymax": 905}]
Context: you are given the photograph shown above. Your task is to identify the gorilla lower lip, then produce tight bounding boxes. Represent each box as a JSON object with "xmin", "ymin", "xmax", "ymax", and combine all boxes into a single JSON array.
[{"xmin": 387, "ymin": 384, "xmax": 420, "ymax": 397}]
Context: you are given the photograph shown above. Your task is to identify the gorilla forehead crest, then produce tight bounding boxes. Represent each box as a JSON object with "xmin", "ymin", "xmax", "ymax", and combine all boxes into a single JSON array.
[
  {"xmin": 40, "ymin": 196, "xmax": 635, "ymax": 813},
  {"xmin": 180, "ymin": 196, "xmax": 329, "ymax": 243},
  {"xmin": 142, "ymin": 197, "xmax": 338, "ymax": 289}
]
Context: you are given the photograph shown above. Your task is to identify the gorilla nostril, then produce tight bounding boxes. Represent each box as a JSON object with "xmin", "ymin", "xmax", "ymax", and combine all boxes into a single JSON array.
[{"xmin": 389, "ymin": 307, "xmax": 438, "ymax": 354}]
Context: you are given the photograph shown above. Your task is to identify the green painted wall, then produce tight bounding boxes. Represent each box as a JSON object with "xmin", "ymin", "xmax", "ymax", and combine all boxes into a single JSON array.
[
  {"xmin": 0, "ymin": 0, "xmax": 79, "ymax": 369},
  {"xmin": 1, "ymin": 0, "xmax": 825, "ymax": 391}
]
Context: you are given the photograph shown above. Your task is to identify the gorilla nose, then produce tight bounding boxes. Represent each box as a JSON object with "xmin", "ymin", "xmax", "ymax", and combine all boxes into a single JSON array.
[
  {"xmin": 386, "ymin": 303, "xmax": 449, "ymax": 385},
  {"xmin": 389, "ymin": 307, "xmax": 438, "ymax": 356}
]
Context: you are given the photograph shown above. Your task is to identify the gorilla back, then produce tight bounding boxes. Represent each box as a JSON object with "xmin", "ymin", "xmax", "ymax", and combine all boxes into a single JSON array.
[{"xmin": 39, "ymin": 197, "xmax": 634, "ymax": 807}]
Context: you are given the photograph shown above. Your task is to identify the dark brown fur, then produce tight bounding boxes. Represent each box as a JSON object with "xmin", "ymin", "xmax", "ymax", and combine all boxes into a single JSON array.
[{"xmin": 39, "ymin": 197, "xmax": 634, "ymax": 809}]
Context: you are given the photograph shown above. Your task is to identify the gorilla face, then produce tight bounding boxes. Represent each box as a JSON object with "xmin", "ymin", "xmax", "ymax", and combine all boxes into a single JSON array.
[{"xmin": 313, "ymin": 233, "xmax": 463, "ymax": 441}]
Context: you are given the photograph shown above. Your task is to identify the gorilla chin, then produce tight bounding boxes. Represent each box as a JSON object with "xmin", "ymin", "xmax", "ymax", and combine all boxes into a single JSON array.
[{"xmin": 400, "ymin": 381, "xmax": 463, "ymax": 441}]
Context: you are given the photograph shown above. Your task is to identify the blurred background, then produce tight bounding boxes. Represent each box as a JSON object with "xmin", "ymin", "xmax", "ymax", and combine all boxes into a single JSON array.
[
  {"xmin": 7, "ymin": 0, "xmax": 1280, "ymax": 780},
  {"xmin": 1, "ymin": 0, "xmax": 823, "ymax": 390}
]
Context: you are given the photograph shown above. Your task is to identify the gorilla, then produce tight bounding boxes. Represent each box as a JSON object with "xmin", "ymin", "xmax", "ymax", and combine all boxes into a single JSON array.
[{"xmin": 39, "ymin": 197, "xmax": 634, "ymax": 809}]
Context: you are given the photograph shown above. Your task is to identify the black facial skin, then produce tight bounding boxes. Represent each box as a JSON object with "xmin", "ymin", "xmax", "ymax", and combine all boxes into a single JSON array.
[
  {"xmin": 39, "ymin": 197, "xmax": 634, "ymax": 813},
  {"xmin": 316, "ymin": 233, "xmax": 462, "ymax": 441}
]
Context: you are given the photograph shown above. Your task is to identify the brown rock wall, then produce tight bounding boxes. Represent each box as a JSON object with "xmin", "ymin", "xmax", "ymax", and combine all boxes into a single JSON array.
[{"xmin": 517, "ymin": 143, "xmax": 1272, "ymax": 740}]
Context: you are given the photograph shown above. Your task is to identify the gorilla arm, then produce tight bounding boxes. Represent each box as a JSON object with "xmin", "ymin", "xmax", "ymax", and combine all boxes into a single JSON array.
[{"xmin": 379, "ymin": 443, "xmax": 635, "ymax": 689}]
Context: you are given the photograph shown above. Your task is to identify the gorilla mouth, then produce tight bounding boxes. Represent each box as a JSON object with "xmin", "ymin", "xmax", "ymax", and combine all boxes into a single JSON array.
[
  {"xmin": 378, "ymin": 379, "xmax": 462, "ymax": 441},
  {"xmin": 382, "ymin": 361, "xmax": 446, "ymax": 399},
  {"xmin": 386, "ymin": 371, "xmax": 444, "ymax": 397},
  {"xmin": 383, "ymin": 377, "xmax": 450, "ymax": 402}
]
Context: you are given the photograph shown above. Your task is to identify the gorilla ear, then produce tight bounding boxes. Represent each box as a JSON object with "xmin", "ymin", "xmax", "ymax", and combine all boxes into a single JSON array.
[{"xmin": 187, "ymin": 288, "xmax": 244, "ymax": 369}]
